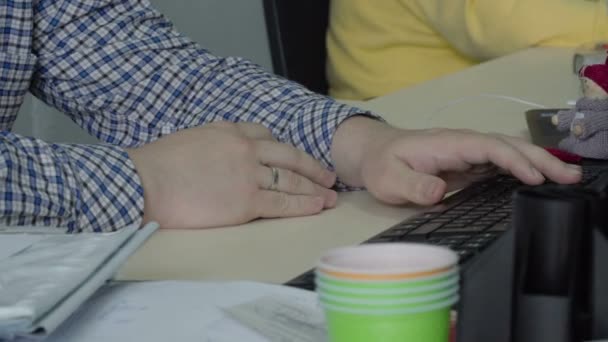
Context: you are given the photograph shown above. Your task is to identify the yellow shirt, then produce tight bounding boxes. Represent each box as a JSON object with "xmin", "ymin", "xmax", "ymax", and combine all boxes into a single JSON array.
[{"xmin": 327, "ymin": 0, "xmax": 608, "ymax": 100}]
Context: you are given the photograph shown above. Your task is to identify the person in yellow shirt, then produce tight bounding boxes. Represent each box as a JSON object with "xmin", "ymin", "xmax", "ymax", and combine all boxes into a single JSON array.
[{"xmin": 327, "ymin": 0, "xmax": 608, "ymax": 100}]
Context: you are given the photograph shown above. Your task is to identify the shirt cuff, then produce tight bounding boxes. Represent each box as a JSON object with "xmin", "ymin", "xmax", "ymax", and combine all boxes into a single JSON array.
[
  {"xmin": 63, "ymin": 144, "xmax": 145, "ymax": 232},
  {"xmin": 284, "ymin": 98, "xmax": 385, "ymax": 191}
]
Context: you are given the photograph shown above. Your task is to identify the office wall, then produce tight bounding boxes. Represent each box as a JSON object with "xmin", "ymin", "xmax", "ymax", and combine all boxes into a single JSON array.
[
  {"xmin": 151, "ymin": 0, "xmax": 272, "ymax": 71},
  {"xmin": 12, "ymin": 0, "xmax": 272, "ymax": 143}
]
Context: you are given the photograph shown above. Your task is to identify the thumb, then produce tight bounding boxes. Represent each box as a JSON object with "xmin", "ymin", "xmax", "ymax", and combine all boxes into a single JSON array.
[
  {"xmin": 400, "ymin": 166, "xmax": 447, "ymax": 205},
  {"xmin": 369, "ymin": 161, "xmax": 446, "ymax": 205}
]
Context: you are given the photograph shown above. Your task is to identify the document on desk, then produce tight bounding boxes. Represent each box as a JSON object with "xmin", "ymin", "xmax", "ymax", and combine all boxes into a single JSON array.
[
  {"xmin": 0, "ymin": 235, "xmax": 46, "ymax": 261},
  {"xmin": 44, "ymin": 281, "xmax": 326, "ymax": 342},
  {"xmin": 225, "ymin": 295, "xmax": 326, "ymax": 341},
  {"xmin": 0, "ymin": 222, "xmax": 159, "ymax": 339}
]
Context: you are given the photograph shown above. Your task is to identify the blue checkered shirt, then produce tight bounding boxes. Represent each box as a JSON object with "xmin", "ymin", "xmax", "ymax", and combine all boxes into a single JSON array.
[{"xmin": 0, "ymin": 0, "xmax": 367, "ymax": 232}]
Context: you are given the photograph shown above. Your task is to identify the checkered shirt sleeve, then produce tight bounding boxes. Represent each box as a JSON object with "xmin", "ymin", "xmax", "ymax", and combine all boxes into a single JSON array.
[
  {"xmin": 0, "ymin": 0, "xmax": 374, "ymax": 231},
  {"xmin": 0, "ymin": 132, "xmax": 143, "ymax": 232}
]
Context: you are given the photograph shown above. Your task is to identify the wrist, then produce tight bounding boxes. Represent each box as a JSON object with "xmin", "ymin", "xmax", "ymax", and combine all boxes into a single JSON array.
[
  {"xmin": 126, "ymin": 146, "xmax": 160, "ymax": 226},
  {"xmin": 331, "ymin": 116, "xmax": 394, "ymax": 186}
]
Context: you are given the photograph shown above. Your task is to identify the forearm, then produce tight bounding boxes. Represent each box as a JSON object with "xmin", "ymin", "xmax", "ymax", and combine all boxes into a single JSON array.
[
  {"xmin": 0, "ymin": 132, "xmax": 143, "ymax": 232},
  {"xmin": 30, "ymin": 0, "xmax": 377, "ymax": 173}
]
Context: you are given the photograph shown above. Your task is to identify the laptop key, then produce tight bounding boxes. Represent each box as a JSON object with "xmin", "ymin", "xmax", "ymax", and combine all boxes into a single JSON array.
[
  {"xmin": 486, "ymin": 222, "xmax": 510, "ymax": 232},
  {"xmin": 410, "ymin": 222, "xmax": 444, "ymax": 235},
  {"xmin": 368, "ymin": 236, "xmax": 394, "ymax": 243}
]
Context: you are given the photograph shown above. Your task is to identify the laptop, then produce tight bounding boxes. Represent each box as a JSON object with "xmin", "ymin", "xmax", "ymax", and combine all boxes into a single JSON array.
[{"xmin": 285, "ymin": 108, "xmax": 608, "ymax": 290}]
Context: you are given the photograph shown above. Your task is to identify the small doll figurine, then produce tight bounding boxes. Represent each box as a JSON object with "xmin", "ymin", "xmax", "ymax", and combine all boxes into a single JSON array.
[{"xmin": 552, "ymin": 62, "xmax": 608, "ymax": 159}]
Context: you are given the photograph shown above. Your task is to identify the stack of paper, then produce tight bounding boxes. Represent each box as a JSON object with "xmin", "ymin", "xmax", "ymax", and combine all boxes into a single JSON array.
[
  {"xmin": 43, "ymin": 281, "xmax": 325, "ymax": 342},
  {"xmin": 0, "ymin": 223, "xmax": 158, "ymax": 339}
]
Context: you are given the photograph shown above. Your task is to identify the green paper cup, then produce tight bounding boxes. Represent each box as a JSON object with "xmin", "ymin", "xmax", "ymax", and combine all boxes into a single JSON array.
[
  {"xmin": 322, "ymin": 295, "xmax": 457, "ymax": 342},
  {"xmin": 316, "ymin": 243, "xmax": 459, "ymax": 341},
  {"xmin": 316, "ymin": 271, "xmax": 459, "ymax": 293},
  {"xmin": 317, "ymin": 243, "xmax": 458, "ymax": 282},
  {"xmin": 315, "ymin": 266, "xmax": 459, "ymax": 289},
  {"xmin": 320, "ymin": 294, "xmax": 459, "ymax": 315},
  {"xmin": 316, "ymin": 274, "xmax": 459, "ymax": 300},
  {"xmin": 318, "ymin": 286, "xmax": 458, "ymax": 310}
]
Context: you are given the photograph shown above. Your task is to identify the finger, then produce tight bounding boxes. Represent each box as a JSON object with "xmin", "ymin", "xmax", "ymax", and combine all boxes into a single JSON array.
[
  {"xmin": 370, "ymin": 157, "xmax": 447, "ymax": 205},
  {"xmin": 235, "ymin": 122, "xmax": 275, "ymax": 141},
  {"xmin": 255, "ymin": 140, "xmax": 336, "ymax": 188},
  {"xmin": 456, "ymin": 134, "xmax": 546, "ymax": 185},
  {"xmin": 467, "ymin": 163, "xmax": 499, "ymax": 176},
  {"xmin": 440, "ymin": 171, "xmax": 495, "ymax": 193},
  {"xmin": 498, "ymin": 135, "xmax": 582, "ymax": 184},
  {"xmin": 256, "ymin": 166, "xmax": 337, "ymax": 208},
  {"xmin": 401, "ymin": 145, "xmax": 472, "ymax": 175},
  {"xmin": 254, "ymin": 191, "xmax": 325, "ymax": 218}
]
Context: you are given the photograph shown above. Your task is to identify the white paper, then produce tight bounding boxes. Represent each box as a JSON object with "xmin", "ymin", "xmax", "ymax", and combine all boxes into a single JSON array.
[
  {"xmin": 0, "ymin": 223, "xmax": 156, "ymax": 340},
  {"xmin": 225, "ymin": 295, "xmax": 326, "ymax": 341},
  {"xmin": 44, "ymin": 281, "xmax": 323, "ymax": 342},
  {"xmin": 0, "ymin": 235, "xmax": 45, "ymax": 261}
]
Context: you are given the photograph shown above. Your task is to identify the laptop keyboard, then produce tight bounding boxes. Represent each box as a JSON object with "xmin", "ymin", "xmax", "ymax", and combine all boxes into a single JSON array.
[{"xmin": 285, "ymin": 166, "xmax": 606, "ymax": 291}]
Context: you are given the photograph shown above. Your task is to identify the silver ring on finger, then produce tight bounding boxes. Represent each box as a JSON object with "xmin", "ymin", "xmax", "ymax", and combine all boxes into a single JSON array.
[{"xmin": 268, "ymin": 167, "xmax": 280, "ymax": 191}]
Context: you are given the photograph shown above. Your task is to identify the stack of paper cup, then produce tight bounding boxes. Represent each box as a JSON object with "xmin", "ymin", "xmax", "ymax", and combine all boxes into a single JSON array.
[{"xmin": 316, "ymin": 243, "xmax": 459, "ymax": 342}]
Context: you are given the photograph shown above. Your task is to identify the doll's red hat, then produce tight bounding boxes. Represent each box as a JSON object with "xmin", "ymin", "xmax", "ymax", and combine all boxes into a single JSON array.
[{"xmin": 580, "ymin": 63, "xmax": 608, "ymax": 93}]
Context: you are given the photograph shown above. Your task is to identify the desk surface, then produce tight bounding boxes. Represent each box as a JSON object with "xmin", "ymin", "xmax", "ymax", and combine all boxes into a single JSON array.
[{"xmin": 116, "ymin": 47, "xmax": 580, "ymax": 283}]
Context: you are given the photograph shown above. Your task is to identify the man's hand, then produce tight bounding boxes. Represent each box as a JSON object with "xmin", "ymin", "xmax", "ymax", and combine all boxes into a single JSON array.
[
  {"xmin": 127, "ymin": 122, "xmax": 337, "ymax": 229},
  {"xmin": 331, "ymin": 117, "xmax": 582, "ymax": 205}
]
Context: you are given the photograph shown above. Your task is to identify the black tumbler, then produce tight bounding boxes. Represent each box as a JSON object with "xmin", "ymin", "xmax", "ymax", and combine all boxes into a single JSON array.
[{"xmin": 510, "ymin": 185, "xmax": 596, "ymax": 342}]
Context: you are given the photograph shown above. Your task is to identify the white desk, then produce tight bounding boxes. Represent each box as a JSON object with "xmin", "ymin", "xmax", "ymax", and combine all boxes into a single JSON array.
[
  {"xmin": 364, "ymin": 47, "xmax": 580, "ymax": 136},
  {"xmin": 116, "ymin": 47, "xmax": 581, "ymax": 283}
]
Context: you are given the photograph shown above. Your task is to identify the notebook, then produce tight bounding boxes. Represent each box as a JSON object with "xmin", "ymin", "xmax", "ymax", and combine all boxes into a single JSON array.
[{"xmin": 0, "ymin": 222, "xmax": 159, "ymax": 339}]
